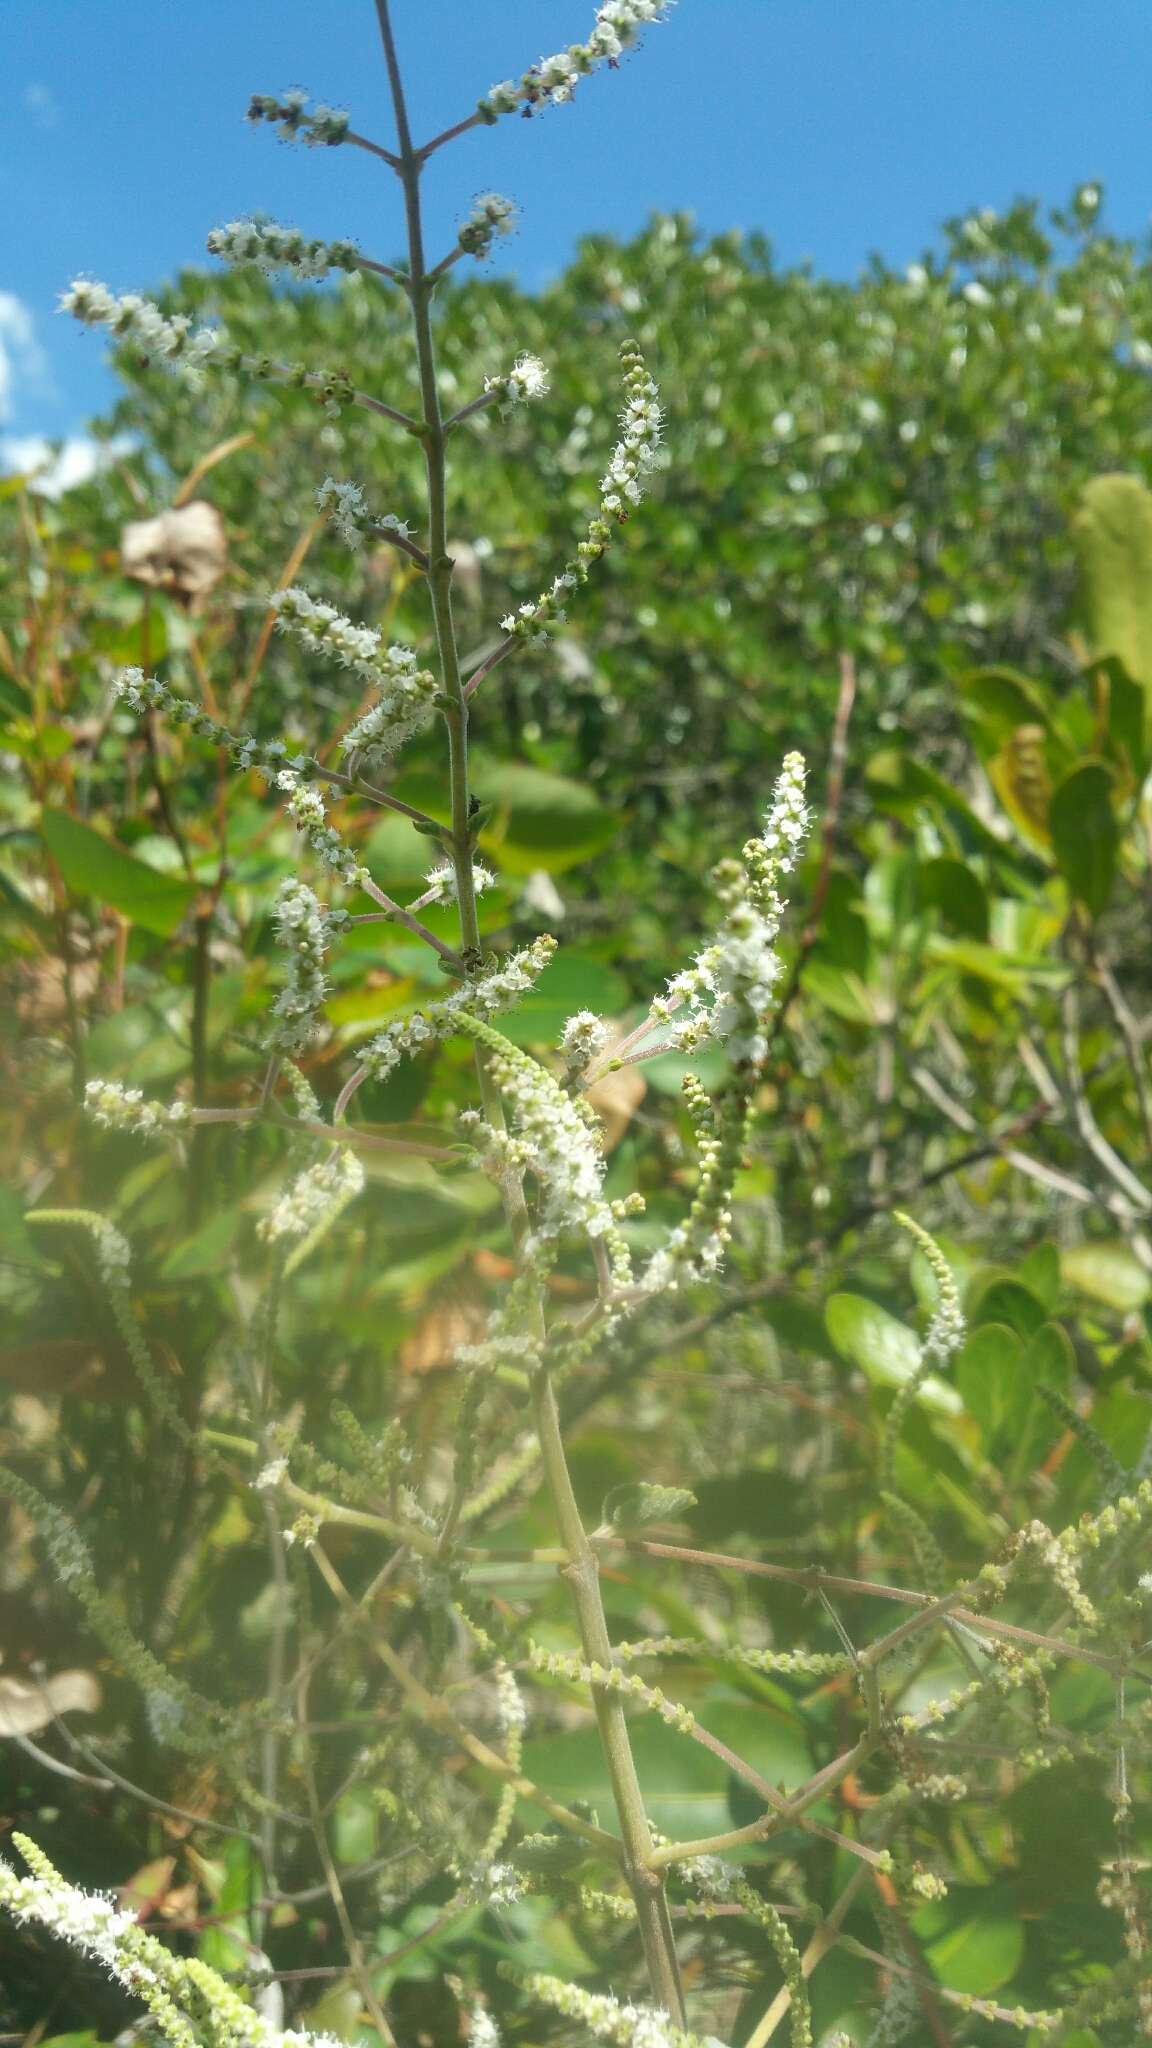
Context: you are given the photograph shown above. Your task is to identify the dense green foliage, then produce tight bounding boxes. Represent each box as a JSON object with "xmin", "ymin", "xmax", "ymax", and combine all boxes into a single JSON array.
[{"xmin": 3, "ymin": 170, "xmax": 1152, "ymax": 2048}]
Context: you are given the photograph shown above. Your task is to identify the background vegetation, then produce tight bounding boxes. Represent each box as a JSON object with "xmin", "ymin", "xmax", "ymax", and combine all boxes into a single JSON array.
[{"xmin": 3, "ymin": 183, "xmax": 1152, "ymax": 2045}]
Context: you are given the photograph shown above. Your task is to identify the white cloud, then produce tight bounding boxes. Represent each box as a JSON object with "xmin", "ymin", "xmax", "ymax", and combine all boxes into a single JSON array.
[
  {"xmin": 23, "ymin": 83, "xmax": 58, "ymax": 130},
  {"xmin": 1, "ymin": 434, "xmax": 122, "ymax": 498},
  {"xmin": 0, "ymin": 291, "xmax": 48, "ymax": 424}
]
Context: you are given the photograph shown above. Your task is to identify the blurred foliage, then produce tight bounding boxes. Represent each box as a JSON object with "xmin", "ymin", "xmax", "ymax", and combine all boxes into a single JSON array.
[{"xmin": 3, "ymin": 188, "xmax": 1152, "ymax": 2046}]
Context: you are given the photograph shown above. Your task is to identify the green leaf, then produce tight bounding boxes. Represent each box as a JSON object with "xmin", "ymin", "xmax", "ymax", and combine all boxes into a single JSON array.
[
  {"xmin": 956, "ymin": 1323, "xmax": 1026, "ymax": 1444},
  {"xmin": 913, "ymin": 1893, "xmax": 1025, "ymax": 1995},
  {"xmin": 919, "ymin": 856, "xmax": 989, "ymax": 940},
  {"xmin": 1048, "ymin": 759, "xmax": 1118, "ymax": 917},
  {"xmin": 802, "ymin": 960, "xmax": 877, "ymax": 1025},
  {"xmin": 825, "ymin": 1294, "xmax": 962, "ymax": 1414},
  {"xmin": 969, "ymin": 1276, "xmax": 1047, "ymax": 1338},
  {"xmin": 1073, "ymin": 473, "xmax": 1152, "ymax": 693},
  {"xmin": 476, "ymin": 760, "xmax": 619, "ymax": 875},
  {"xmin": 959, "ymin": 666, "xmax": 1055, "ymax": 751},
  {"xmin": 1061, "ymin": 1239, "xmax": 1151, "ymax": 1311},
  {"xmin": 41, "ymin": 807, "xmax": 198, "ymax": 936}
]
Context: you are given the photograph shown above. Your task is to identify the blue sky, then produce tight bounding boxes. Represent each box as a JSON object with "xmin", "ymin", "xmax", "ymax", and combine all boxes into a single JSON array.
[{"xmin": 4, "ymin": 1, "xmax": 1151, "ymax": 483}]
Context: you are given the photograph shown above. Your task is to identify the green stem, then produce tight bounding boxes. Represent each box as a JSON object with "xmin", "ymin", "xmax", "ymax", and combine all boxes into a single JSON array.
[{"xmin": 531, "ymin": 1364, "xmax": 687, "ymax": 2020}]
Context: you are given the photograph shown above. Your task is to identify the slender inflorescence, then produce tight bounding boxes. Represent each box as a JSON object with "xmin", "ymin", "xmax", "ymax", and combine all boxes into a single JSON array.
[
  {"xmin": 0, "ymin": 1838, "xmax": 349, "ymax": 2048},
  {"xmin": 207, "ymin": 217, "xmax": 363, "ymax": 278},
  {"xmin": 478, "ymin": 3, "xmax": 676, "ymax": 122},
  {"xmin": 501, "ymin": 340, "xmax": 663, "ymax": 645}
]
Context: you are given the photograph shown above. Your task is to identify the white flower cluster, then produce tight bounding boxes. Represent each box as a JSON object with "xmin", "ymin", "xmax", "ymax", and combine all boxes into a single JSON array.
[
  {"xmin": 114, "ymin": 666, "xmax": 320, "ymax": 788},
  {"xmin": 484, "ymin": 354, "xmax": 551, "ymax": 412},
  {"xmin": 895, "ymin": 1212, "xmax": 966, "ymax": 1367},
  {"xmin": 258, "ymin": 1147, "xmax": 365, "ymax": 1244},
  {"xmin": 494, "ymin": 1661, "xmax": 528, "ymax": 1737},
  {"xmin": 275, "ymin": 771, "xmax": 369, "ymax": 890},
  {"xmin": 61, "ymin": 280, "xmax": 221, "ymax": 375},
  {"xmin": 560, "ymin": 1009, "xmax": 609, "ymax": 1073},
  {"xmin": 270, "ymin": 586, "xmax": 394, "ymax": 682},
  {"xmin": 270, "ymin": 587, "xmax": 437, "ymax": 759},
  {"xmin": 640, "ymin": 1216, "xmax": 727, "ymax": 1300},
  {"xmin": 0, "ymin": 1837, "xmax": 350, "ymax": 2048},
  {"xmin": 254, "ymin": 1457, "xmax": 289, "ymax": 1492},
  {"xmin": 358, "ymin": 936, "xmax": 556, "ymax": 1085},
  {"xmin": 459, "ymin": 192, "xmax": 517, "ymax": 259},
  {"xmin": 501, "ymin": 573, "xmax": 579, "ymax": 642},
  {"xmin": 207, "ymin": 218, "xmax": 361, "ymax": 279},
  {"xmin": 478, "ymin": 2, "xmax": 675, "ymax": 119},
  {"xmin": 423, "ymin": 861, "xmax": 496, "ymax": 903},
  {"xmin": 0, "ymin": 1862, "xmax": 140, "ymax": 1987},
  {"xmin": 267, "ymin": 880, "xmax": 347, "ymax": 1055},
  {"xmin": 339, "ymin": 661, "xmax": 438, "ymax": 764},
  {"xmin": 247, "ymin": 90, "xmax": 350, "ymax": 147},
  {"xmin": 465, "ymin": 1859, "xmax": 526, "ymax": 1909},
  {"xmin": 315, "ymin": 476, "xmax": 412, "ymax": 551},
  {"xmin": 453, "ymin": 1328, "xmax": 542, "ymax": 1377},
  {"xmin": 470, "ymin": 1031, "xmax": 613, "ymax": 1243},
  {"xmin": 520, "ymin": 1972, "xmax": 713, "ymax": 2048},
  {"xmin": 84, "ymin": 1079, "xmax": 191, "ymax": 1137},
  {"xmin": 502, "ymin": 342, "xmax": 661, "ymax": 643},
  {"xmin": 681, "ymin": 1855, "xmax": 737, "ymax": 1902},
  {"xmin": 469, "ymin": 2011, "xmax": 502, "ymax": 2048},
  {"xmin": 600, "ymin": 341, "xmax": 664, "ymax": 517},
  {"xmin": 653, "ymin": 753, "xmax": 811, "ymax": 1067},
  {"xmin": 93, "ymin": 1218, "xmax": 132, "ymax": 1286}
]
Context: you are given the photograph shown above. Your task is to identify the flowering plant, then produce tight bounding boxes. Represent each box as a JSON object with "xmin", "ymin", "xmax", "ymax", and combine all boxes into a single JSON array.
[{"xmin": 4, "ymin": 7, "xmax": 1152, "ymax": 2048}]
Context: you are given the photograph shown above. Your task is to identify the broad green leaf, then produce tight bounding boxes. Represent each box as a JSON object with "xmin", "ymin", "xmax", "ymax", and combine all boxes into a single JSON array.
[
  {"xmin": 913, "ymin": 1893, "xmax": 1025, "ymax": 1995},
  {"xmin": 1061, "ymin": 1239, "xmax": 1151, "ymax": 1311},
  {"xmin": 41, "ymin": 807, "xmax": 198, "ymax": 936},
  {"xmin": 1048, "ymin": 759, "xmax": 1118, "ymax": 917},
  {"xmin": 968, "ymin": 1276, "xmax": 1047, "ymax": 1338},
  {"xmin": 1072, "ymin": 473, "xmax": 1152, "ymax": 693},
  {"xmin": 476, "ymin": 760, "xmax": 619, "ymax": 874},
  {"xmin": 919, "ymin": 856, "xmax": 989, "ymax": 940},
  {"xmin": 825, "ymin": 1294, "xmax": 962, "ymax": 1414},
  {"xmin": 960, "ymin": 666, "xmax": 1055, "ymax": 750},
  {"xmin": 956, "ymin": 1323, "xmax": 1026, "ymax": 1444}
]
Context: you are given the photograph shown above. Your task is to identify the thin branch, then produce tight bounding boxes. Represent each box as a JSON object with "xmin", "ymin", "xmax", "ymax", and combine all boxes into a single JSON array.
[
  {"xmin": 358, "ymin": 874, "xmax": 465, "ymax": 967},
  {"xmin": 310, "ymin": 762, "xmax": 442, "ymax": 829},
  {"xmin": 417, "ymin": 111, "xmax": 484, "ymax": 160},
  {"xmin": 1060, "ymin": 980, "xmax": 1152, "ymax": 1215},
  {"xmin": 463, "ymin": 633, "xmax": 516, "ymax": 700},
  {"xmin": 626, "ymin": 1540, "xmax": 1136, "ymax": 1676},
  {"xmin": 427, "ymin": 246, "xmax": 466, "ymax": 286},
  {"xmin": 369, "ymin": 519, "xmax": 429, "ymax": 569},
  {"xmin": 355, "ymin": 256, "xmax": 409, "ymax": 288},
  {"xmin": 343, "ymin": 126, "xmax": 402, "ymax": 170},
  {"xmin": 445, "ymin": 389, "xmax": 499, "ymax": 432}
]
